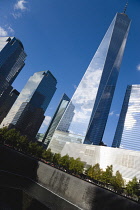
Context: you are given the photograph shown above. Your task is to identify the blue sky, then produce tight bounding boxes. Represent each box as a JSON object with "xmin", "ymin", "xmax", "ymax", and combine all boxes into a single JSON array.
[{"xmin": 1, "ymin": 0, "xmax": 140, "ymax": 146}]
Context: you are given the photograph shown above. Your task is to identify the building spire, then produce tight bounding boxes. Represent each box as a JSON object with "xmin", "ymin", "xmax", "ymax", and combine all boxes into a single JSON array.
[{"xmin": 123, "ymin": 2, "xmax": 128, "ymax": 14}]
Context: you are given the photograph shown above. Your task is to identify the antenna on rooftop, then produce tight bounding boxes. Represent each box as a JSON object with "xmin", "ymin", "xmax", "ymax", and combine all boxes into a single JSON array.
[{"xmin": 123, "ymin": 2, "xmax": 128, "ymax": 14}]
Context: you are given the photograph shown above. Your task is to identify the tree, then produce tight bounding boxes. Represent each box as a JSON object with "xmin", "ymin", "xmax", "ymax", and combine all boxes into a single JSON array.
[
  {"xmin": 68, "ymin": 157, "xmax": 84, "ymax": 174},
  {"xmin": 92, "ymin": 163, "xmax": 102, "ymax": 180},
  {"xmin": 28, "ymin": 142, "xmax": 40, "ymax": 156},
  {"xmin": 68, "ymin": 157, "xmax": 75, "ymax": 173},
  {"xmin": 101, "ymin": 165, "xmax": 113, "ymax": 184},
  {"xmin": 86, "ymin": 164, "xmax": 102, "ymax": 181},
  {"xmin": 53, "ymin": 153, "xmax": 61, "ymax": 166},
  {"xmin": 86, "ymin": 166, "xmax": 93, "ymax": 178},
  {"xmin": 111, "ymin": 171, "xmax": 124, "ymax": 193},
  {"xmin": 59, "ymin": 154, "xmax": 70, "ymax": 169},
  {"xmin": 16, "ymin": 135, "xmax": 29, "ymax": 152},
  {"xmin": 35, "ymin": 145, "xmax": 44, "ymax": 158},
  {"xmin": 42, "ymin": 148, "xmax": 53, "ymax": 162},
  {"xmin": 0, "ymin": 127, "xmax": 8, "ymax": 144},
  {"xmin": 4, "ymin": 128, "xmax": 21, "ymax": 148},
  {"xmin": 74, "ymin": 158, "xmax": 84, "ymax": 174},
  {"xmin": 125, "ymin": 177, "xmax": 139, "ymax": 197}
]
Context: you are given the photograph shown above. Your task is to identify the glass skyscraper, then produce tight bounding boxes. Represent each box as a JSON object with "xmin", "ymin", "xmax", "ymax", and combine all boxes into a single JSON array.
[
  {"xmin": 0, "ymin": 71, "xmax": 57, "ymax": 139},
  {"xmin": 0, "ymin": 37, "xmax": 26, "ymax": 98},
  {"xmin": 42, "ymin": 93, "xmax": 70, "ymax": 147},
  {"xmin": 48, "ymin": 12, "xmax": 131, "ymax": 154},
  {"xmin": 0, "ymin": 87, "xmax": 19, "ymax": 124},
  {"xmin": 112, "ymin": 85, "xmax": 140, "ymax": 151},
  {"xmin": 84, "ymin": 13, "xmax": 131, "ymax": 145}
]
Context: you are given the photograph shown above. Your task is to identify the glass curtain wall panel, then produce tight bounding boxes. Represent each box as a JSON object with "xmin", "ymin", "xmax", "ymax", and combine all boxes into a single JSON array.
[{"xmin": 113, "ymin": 85, "xmax": 140, "ymax": 151}]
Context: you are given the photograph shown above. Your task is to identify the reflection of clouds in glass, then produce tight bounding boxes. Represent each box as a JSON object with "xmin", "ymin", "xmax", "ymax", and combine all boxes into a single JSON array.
[
  {"xmin": 72, "ymin": 69, "xmax": 102, "ymax": 104},
  {"xmin": 1, "ymin": 71, "xmax": 44, "ymax": 126},
  {"xmin": 73, "ymin": 109, "xmax": 90, "ymax": 123},
  {"xmin": 58, "ymin": 14, "xmax": 117, "ymax": 137},
  {"xmin": 0, "ymin": 37, "xmax": 9, "ymax": 51},
  {"xmin": 17, "ymin": 72, "xmax": 43, "ymax": 102},
  {"xmin": 124, "ymin": 87, "xmax": 140, "ymax": 130},
  {"xmin": 109, "ymin": 111, "xmax": 114, "ymax": 116},
  {"xmin": 41, "ymin": 116, "xmax": 51, "ymax": 127}
]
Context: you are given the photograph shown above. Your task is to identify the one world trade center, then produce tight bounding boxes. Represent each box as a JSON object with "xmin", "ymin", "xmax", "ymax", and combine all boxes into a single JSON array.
[{"xmin": 48, "ymin": 11, "xmax": 131, "ymax": 154}]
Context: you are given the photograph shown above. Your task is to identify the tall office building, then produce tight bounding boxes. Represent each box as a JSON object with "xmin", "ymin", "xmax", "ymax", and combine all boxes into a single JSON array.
[
  {"xmin": 0, "ymin": 37, "xmax": 26, "ymax": 99},
  {"xmin": 0, "ymin": 87, "xmax": 19, "ymax": 124},
  {"xmin": 112, "ymin": 85, "xmax": 140, "ymax": 151},
  {"xmin": 48, "ymin": 12, "xmax": 131, "ymax": 154},
  {"xmin": 0, "ymin": 71, "xmax": 57, "ymax": 139},
  {"xmin": 42, "ymin": 94, "xmax": 70, "ymax": 147}
]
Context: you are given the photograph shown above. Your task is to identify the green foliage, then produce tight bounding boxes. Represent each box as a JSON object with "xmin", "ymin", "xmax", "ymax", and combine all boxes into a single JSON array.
[
  {"xmin": 4, "ymin": 128, "xmax": 21, "ymax": 148},
  {"xmin": 0, "ymin": 127, "xmax": 8, "ymax": 144},
  {"xmin": 53, "ymin": 153, "xmax": 61, "ymax": 165},
  {"xmin": 101, "ymin": 165, "xmax": 113, "ymax": 184},
  {"xmin": 59, "ymin": 154, "xmax": 70, "ymax": 169},
  {"xmin": 87, "ymin": 164, "xmax": 102, "ymax": 181},
  {"xmin": 16, "ymin": 135, "xmax": 29, "ymax": 152},
  {"xmin": 69, "ymin": 157, "xmax": 84, "ymax": 174},
  {"xmin": 111, "ymin": 171, "xmax": 124, "ymax": 193},
  {"xmin": 125, "ymin": 177, "xmax": 139, "ymax": 197},
  {"xmin": 42, "ymin": 148, "xmax": 53, "ymax": 162}
]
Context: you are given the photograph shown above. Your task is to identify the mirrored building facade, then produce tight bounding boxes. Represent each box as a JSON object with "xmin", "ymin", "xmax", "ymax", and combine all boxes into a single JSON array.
[
  {"xmin": 42, "ymin": 93, "xmax": 70, "ymax": 147},
  {"xmin": 0, "ymin": 87, "xmax": 19, "ymax": 124},
  {"xmin": 0, "ymin": 71, "xmax": 57, "ymax": 139},
  {"xmin": 112, "ymin": 85, "xmax": 140, "ymax": 151},
  {"xmin": 0, "ymin": 37, "xmax": 26, "ymax": 98},
  {"xmin": 48, "ymin": 13, "xmax": 131, "ymax": 154}
]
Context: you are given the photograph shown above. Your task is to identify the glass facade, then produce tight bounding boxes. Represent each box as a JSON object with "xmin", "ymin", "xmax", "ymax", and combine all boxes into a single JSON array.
[
  {"xmin": 112, "ymin": 85, "xmax": 140, "ymax": 151},
  {"xmin": 0, "ymin": 71, "xmax": 57, "ymax": 139},
  {"xmin": 0, "ymin": 37, "xmax": 26, "ymax": 97},
  {"xmin": 0, "ymin": 87, "xmax": 19, "ymax": 124},
  {"xmin": 48, "ymin": 13, "xmax": 131, "ymax": 154},
  {"xmin": 42, "ymin": 94, "xmax": 70, "ymax": 146},
  {"xmin": 84, "ymin": 13, "xmax": 131, "ymax": 145}
]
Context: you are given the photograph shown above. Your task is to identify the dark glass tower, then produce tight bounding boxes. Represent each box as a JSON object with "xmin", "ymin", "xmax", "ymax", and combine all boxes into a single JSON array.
[
  {"xmin": 42, "ymin": 93, "xmax": 70, "ymax": 147},
  {"xmin": 0, "ymin": 87, "xmax": 19, "ymax": 124},
  {"xmin": 84, "ymin": 13, "xmax": 131, "ymax": 145},
  {"xmin": 112, "ymin": 85, "xmax": 140, "ymax": 151},
  {"xmin": 48, "ymin": 12, "xmax": 131, "ymax": 154},
  {"xmin": 0, "ymin": 71, "xmax": 57, "ymax": 139},
  {"xmin": 0, "ymin": 37, "xmax": 26, "ymax": 98}
]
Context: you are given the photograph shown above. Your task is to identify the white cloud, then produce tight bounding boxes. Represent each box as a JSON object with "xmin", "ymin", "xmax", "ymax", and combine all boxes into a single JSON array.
[
  {"xmin": 12, "ymin": 12, "xmax": 22, "ymax": 19},
  {"xmin": 109, "ymin": 111, "xmax": 114, "ymax": 116},
  {"xmin": 14, "ymin": 0, "xmax": 28, "ymax": 11},
  {"xmin": 136, "ymin": 64, "xmax": 140, "ymax": 71},
  {"xmin": 8, "ymin": 26, "xmax": 14, "ymax": 34},
  {"xmin": 12, "ymin": 0, "xmax": 28, "ymax": 19},
  {"xmin": 0, "ymin": 27, "xmax": 8, "ymax": 36}
]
